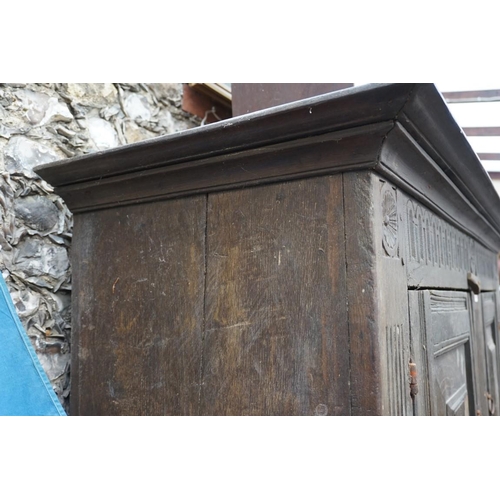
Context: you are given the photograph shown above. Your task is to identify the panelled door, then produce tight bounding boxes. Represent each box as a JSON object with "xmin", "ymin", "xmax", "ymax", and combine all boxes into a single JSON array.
[{"xmin": 409, "ymin": 290, "xmax": 475, "ymax": 416}]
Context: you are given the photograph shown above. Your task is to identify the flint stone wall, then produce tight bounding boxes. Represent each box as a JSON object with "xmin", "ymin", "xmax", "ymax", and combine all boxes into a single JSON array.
[{"xmin": 0, "ymin": 83, "xmax": 200, "ymax": 412}]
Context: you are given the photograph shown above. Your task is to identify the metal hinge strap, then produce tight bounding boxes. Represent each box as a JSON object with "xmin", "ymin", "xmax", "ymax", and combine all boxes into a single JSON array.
[{"xmin": 409, "ymin": 360, "xmax": 418, "ymax": 399}]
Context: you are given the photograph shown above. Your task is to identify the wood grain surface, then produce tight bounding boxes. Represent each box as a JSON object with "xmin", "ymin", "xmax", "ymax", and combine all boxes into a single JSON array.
[
  {"xmin": 200, "ymin": 176, "xmax": 349, "ymax": 415},
  {"xmin": 71, "ymin": 197, "xmax": 206, "ymax": 415},
  {"xmin": 372, "ymin": 175, "xmax": 412, "ymax": 416},
  {"xmin": 55, "ymin": 83, "xmax": 500, "ymax": 416},
  {"xmin": 471, "ymin": 294, "xmax": 489, "ymax": 416},
  {"xmin": 53, "ymin": 122, "xmax": 390, "ymax": 214},
  {"xmin": 343, "ymin": 171, "xmax": 382, "ymax": 415},
  {"xmin": 36, "ymin": 84, "xmax": 413, "ymax": 186}
]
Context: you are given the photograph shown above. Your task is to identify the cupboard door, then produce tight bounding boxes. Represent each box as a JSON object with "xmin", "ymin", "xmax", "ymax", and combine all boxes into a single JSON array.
[{"xmin": 409, "ymin": 290, "xmax": 475, "ymax": 416}]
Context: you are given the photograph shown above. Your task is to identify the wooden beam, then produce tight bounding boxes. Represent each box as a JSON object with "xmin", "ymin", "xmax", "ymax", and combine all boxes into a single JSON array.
[
  {"xmin": 463, "ymin": 127, "xmax": 500, "ymax": 136},
  {"xmin": 188, "ymin": 83, "xmax": 232, "ymax": 106},
  {"xmin": 232, "ymin": 83, "xmax": 354, "ymax": 116},
  {"xmin": 443, "ymin": 89, "xmax": 500, "ymax": 103},
  {"xmin": 478, "ymin": 153, "xmax": 500, "ymax": 161},
  {"xmin": 181, "ymin": 84, "xmax": 232, "ymax": 124}
]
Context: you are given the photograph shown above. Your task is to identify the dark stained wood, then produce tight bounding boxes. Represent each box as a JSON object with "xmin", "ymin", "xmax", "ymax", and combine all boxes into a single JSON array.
[
  {"xmin": 408, "ymin": 291, "xmax": 431, "ymax": 416},
  {"xmin": 481, "ymin": 292, "xmax": 500, "ymax": 415},
  {"xmin": 409, "ymin": 290, "xmax": 498, "ymax": 416},
  {"xmin": 232, "ymin": 83, "xmax": 353, "ymax": 116},
  {"xmin": 397, "ymin": 187, "xmax": 499, "ymax": 293},
  {"xmin": 200, "ymin": 176, "xmax": 349, "ymax": 415},
  {"xmin": 412, "ymin": 290, "xmax": 475, "ymax": 416},
  {"xmin": 463, "ymin": 127, "xmax": 500, "ymax": 136},
  {"xmin": 443, "ymin": 89, "xmax": 500, "ymax": 103},
  {"xmin": 343, "ymin": 171, "xmax": 381, "ymax": 415},
  {"xmin": 380, "ymin": 122, "xmax": 500, "ymax": 255},
  {"xmin": 400, "ymin": 84, "xmax": 500, "ymax": 238},
  {"xmin": 372, "ymin": 174, "xmax": 412, "ymax": 416},
  {"xmin": 71, "ymin": 197, "xmax": 206, "ymax": 415},
  {"xmin": 36, "ymin": 84, "xmax": 500, "ymax": 251},
  {"xmin": 35, "ymin": 84, "xmax": 414, "ymax": 186},
  {"xmin": 34, "ymin": 83, "xmax": 500, "ymax": 416},
  {"xmin": 55, "ymin": 122, "xmax": 390, "ymax": 214},
  {"xmin": 471, "ymin": 294, "xmax": 489, "ymax": 416}
]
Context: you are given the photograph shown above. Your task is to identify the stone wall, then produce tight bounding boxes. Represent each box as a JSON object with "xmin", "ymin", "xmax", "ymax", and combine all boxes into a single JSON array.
[{"xmin": 0, "ymin": 83, "xmax": 199, "ymax": 413}]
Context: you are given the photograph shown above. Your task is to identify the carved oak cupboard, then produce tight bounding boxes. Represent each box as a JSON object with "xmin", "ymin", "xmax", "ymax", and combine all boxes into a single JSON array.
[{"xmin": 37, "ymin": 84, "xmax": 500, "ymax": 416}]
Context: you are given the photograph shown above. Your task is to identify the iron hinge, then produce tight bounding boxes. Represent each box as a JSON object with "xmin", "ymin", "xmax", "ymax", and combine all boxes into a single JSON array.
[{"xmin": 409, "ymin": 360, "xmax": 418, "ymax": 399}]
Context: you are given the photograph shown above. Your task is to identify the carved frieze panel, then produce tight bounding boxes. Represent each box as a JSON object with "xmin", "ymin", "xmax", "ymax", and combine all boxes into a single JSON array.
[{"xmin": 406, "ymin": 199, "xmax": 498, "ymax": 290}]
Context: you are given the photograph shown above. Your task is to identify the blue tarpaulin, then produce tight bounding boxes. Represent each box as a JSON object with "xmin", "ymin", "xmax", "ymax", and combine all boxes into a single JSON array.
[{"xmin": 0, "ymin": 273, "xmax": 66, "ymax": 416}]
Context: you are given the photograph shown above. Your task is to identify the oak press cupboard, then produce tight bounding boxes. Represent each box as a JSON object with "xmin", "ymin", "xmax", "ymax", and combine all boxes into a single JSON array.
[{"xmin": 37, "ymin": 84, "xmax": 500, "ymax": 416}]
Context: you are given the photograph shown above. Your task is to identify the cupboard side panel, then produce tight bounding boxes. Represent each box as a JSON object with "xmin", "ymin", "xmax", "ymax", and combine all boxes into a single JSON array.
[
  {"xmin": 70, "ymin": 214, "xmax": 84, "ymax": 416},
  {"xmin": 373, "ymin": 176, "xmax": 412, "ymax": 416},
  {"xmin": 71, "ymin": 197, "xmax": 206, "ymax": 415},
  {"xmin": 201, "ymin": 176, "xmax": 349, "ymax": 415},
  {"xmin": 343, "ymin": 171, "xmax": 382, "ymax": 415}
]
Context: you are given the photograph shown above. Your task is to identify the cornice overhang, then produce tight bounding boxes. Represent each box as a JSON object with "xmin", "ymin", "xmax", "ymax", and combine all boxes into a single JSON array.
[{"xmin": 35, "ymin": 83, "xmax": 500, "ymax": 250}]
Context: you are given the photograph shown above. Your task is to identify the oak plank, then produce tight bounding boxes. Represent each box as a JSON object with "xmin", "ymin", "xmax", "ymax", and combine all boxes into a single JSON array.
[
  {"xmin": 71, "ymin": 196, "xmax": 206, "ymax": 415},
  {"xmin": 343, "ymin": 171, "xmax": 382, "ymax": 415},
  {"xmin": 200, "ymin": 176, "xmax": 349, "ymax": 415}
]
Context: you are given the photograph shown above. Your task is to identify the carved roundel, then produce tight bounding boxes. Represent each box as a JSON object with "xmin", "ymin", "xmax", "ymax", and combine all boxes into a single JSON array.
[{"xmin": 381, "ymin": 183, "xmax": 398, "ymax": 257}]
